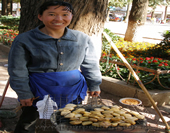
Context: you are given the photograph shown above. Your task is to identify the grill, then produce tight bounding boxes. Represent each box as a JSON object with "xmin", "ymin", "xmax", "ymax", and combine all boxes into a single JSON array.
[
  {"xmin": 50, "ymin": 106, "xmax": 147, "ymax": 132},
  {"xmin": 35, "ymin": 96, "xmax": 148, "ymax": 132}
]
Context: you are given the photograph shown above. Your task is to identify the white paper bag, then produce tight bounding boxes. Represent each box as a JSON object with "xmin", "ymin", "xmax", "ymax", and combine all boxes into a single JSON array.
[{"xmin": 36, "ymin": 95, "xmax": 58, "ymax": 119}]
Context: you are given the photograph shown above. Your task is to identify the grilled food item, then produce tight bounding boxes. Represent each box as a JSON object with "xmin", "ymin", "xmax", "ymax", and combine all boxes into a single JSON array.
[
  {"xmin": 63, "ymin": 106, "xmax": 74, "ymax": 111},
  {"xmin": 121, "ymin": 113, "xmax": 132, "ymax": 118},
  {"xmin": 124, "ymin": 119, "xmax": 136, "ymax": 125},
  {"xmin": 89, "ymin": 117, "xmax": 98, "ymax": 122},
  {"xmin": 61, "ymin": 110, "xmax": 71, "ymax": 116},
  {"xmin": 70, "ymin": 120, "xmax": 82, "ymax": 125},
  {"xmin": 112, "ymin": 112, "xmax": 120, "ymax": 117},
  {"xmin": 102, "ymin": 110, "xmax": 114, "ymax": 114},
  {"xmin": 97, "ymin": 117, "xmax": 106, "ymax": 122},
  {"xmin": 103, "ymin": 114, "xmax": 113, "ymax": 118},
  {"xmin": 58, "ymin": 103, "xmax": 145, "ymax": 128},
  {"xmin": 65, "ymin": 103, "xmax": 77, "ymax": 108},
  {"xmin": 90, "ymin": 111, "xmax": 102, "ymax": 115},
  {"xmin": 88, "ymin": 114, "xmax": 100, "ymax": 119},
  {"xmin": 114, "ymin": 110, "xmax": 126, "ymax": 115},
  {"xmin": 119, "ymin": 122, "xmax": 131, "ymax": 127},
  {"xmin": 80, "ymin": 117, "xmax": 89, "ymax": 121},
  {"xmin": 83, "ymin": 112, "xmax": 91, "ymax": 117},
  {"xmin": 64, "ymin": 113, "xmax": 75, "ymax": 118},
  {"xmin": 111, "ymin": 122, "xmax": 119, "ymax": 127},
  {"xmin": 74, "ymin": 113, "xmax": 83, "ymax": 118},
  {"xmin": 82, "ymin": 121, "xmax": 93, "ymax": 126},
  {"xmin": 129, "ymin": 111, "xmax": 145, "ymax": 119},
  {"xmin": 70, "ymin": 117, "xmax": 80, "ymax": 121},
  {"xmin": 92, "ymin": 122, "xmax": 100, "ymax": 127},
  {"xmin": 99, "ymin": 121, "xmax": 111, "ymax": 128},
  {"xmin": 101, "ymin": 106, "xmax": 110, "ymax": 110},
  {"xmin": 111, "ymin": 116, "xmax": 121, "ymax": 122}
]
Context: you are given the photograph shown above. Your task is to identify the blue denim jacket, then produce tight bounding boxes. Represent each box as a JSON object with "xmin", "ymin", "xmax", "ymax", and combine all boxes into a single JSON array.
[{"xmin": 8, "ymin": 26, "xmax": 102, "ymax": 100}]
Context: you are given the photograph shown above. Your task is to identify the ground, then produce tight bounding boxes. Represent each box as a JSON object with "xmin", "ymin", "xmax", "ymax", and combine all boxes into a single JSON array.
[{"xmin": 0, "ymin": 91, "xmax": 170, "ymax": 133}]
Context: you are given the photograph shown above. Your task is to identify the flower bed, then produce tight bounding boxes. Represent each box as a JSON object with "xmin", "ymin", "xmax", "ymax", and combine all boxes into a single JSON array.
[
  {"xmin": 100, "ymin": 29, "xmax": 170, "ymax": 90},
  {"xmin": 0, "ymin": 29, "xmax": 18, "ymax": 46}
]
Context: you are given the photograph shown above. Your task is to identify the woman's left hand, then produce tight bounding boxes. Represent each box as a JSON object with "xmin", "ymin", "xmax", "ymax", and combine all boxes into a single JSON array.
[{"xmin": 88, "ymin": 91, "xmax": 101, "ymax": 97}]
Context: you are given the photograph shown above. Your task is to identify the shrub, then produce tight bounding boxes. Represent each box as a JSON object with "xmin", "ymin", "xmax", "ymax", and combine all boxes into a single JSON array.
[
  {"xmin": 0, "ymin": 15, "xmax": 20, "ymax": 30},
  {"xmin": 101, "ymin": 29, "xmax": 170, "ymax": 90}
]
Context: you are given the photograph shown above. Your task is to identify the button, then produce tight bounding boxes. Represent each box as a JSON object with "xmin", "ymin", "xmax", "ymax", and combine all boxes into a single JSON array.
[
  {"xmin": 58, "ymin": 40, "xmax": 60, "ymax": 42},
  {"xmin": 59, "ymin": 63, "xmax": 63, "ymax": 66},
  {"xmin": 60, "ymin": 52, "xmax": 64, "ymax": 55}
]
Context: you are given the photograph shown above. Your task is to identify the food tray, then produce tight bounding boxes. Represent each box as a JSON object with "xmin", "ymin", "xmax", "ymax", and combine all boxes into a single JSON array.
[{"xmin": 50, "ymin": 105, "xmax": 147, "ymax": 131}]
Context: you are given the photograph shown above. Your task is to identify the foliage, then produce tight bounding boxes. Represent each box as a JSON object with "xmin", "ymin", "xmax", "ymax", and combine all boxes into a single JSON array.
[
  {"xmin": 0, "ymin": 15, "xmax": 20, "ymax": 30},
  {"xmin": 148, "ymin": 0, "xmax": 170, "ymax": 13},
  {"xmin": 103, "ymin": 29, "xmax": 159, "ymax": 58},
  {"xmin": 104, "ymin": 27, "xmax": 170, "ymax": 60},
  {"xmin": 13, "ymin": 0, "xmax": 20, "ymax": 2},
  {"xmin": 101, "ymin": 29, "xmax": 170, "ymax": 90},
  {"xmin": 134, "ymin": 31, "xmax": 170, "ymax": 60},
  {"xmin": 108, "ymin": 0, "xmax": 132, "ymax": 8}
]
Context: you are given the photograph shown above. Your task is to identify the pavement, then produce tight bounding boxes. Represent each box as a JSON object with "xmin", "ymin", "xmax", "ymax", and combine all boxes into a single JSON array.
[
  {"xmin": 104, "ymin": 21, "xmax": 170, "ymax": 44},
  {"xmin": 0, "ymin": 44, "xmax": 18, "ymax": 110}
]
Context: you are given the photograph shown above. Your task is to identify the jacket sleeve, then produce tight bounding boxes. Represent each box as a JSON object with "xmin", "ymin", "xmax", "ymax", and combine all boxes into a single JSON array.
[
  {"xmin": 80, "ymin": 37, "xmax": 102, "ymax": 92},
  {"xmin": 8, "ymin": 39, "xmax": 34, "ymax": 100}
]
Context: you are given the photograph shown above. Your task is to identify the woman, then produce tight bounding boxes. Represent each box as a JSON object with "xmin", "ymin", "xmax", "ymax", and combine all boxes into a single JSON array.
[{"xmin": 8, "ymin": 1, "xmax": 102, "ymax": 132}]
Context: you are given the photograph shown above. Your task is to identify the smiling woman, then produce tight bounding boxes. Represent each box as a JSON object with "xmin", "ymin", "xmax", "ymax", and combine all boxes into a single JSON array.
[
  {"xmin": 19, "ymin": 0, "xmax": 108, "ymax": 59},
  {"xmin": 8, "ymin": 1, "xmax": 103, "ymax": 133},
  {"xmin": 38, "ymin": 5, "xmax": 73, "ymax": 38}
]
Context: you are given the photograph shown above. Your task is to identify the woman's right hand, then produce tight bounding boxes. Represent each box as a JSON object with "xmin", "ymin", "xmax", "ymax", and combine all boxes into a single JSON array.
[{"xmin": 20, "ymin": 98, "xmax": 33, "ymax": 106}]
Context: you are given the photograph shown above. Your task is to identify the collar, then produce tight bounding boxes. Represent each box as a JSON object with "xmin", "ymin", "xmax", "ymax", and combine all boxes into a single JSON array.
[{"xmin": 33, "ymin": 25, "xmax": 77, "ymax": 41}]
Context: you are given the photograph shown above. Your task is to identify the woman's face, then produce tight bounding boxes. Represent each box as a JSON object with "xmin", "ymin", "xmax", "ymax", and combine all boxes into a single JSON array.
[{"xmin": 38, "ymin": 5, "xmax": 73, "ymax": 32}]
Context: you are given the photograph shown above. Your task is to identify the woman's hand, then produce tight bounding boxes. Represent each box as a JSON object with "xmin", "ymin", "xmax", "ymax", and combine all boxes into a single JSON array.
[
  {"xmin": 20, "ymin": 98, "xmax": 33, "ymax": 106},
  {"xmin": 88, "ymin": 91, "xmax": 101, "ymax": 97}
]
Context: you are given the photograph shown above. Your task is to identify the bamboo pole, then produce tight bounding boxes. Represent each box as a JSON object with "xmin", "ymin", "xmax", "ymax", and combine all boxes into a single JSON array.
[
  {"xmin": 102, "ymin": 32, "xmax": 170, "ymax": 132},
  {"xmin": 0, "ymin": 78, "xmax": 10, "ymax": 108}
]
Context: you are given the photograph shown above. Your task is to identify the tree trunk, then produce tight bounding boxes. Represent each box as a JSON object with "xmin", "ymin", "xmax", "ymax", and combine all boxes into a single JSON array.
[
  {"xmin": 7, "ymin": 0, "xmax": 12, "ymax": 15},
  {"xmin": 124, "ymin": 0, "xmax": 148, "ymax": 42},
  {"xmin": 10, "ymin": 0, "xmax": 13, "ymax": 15},
  {"xmin": 151, "ymin": 10, "xmax": 155, "ymax": 18},
  {"xmin": 124, "ymin": 3, "xmax": 131, "ymax": 23},
  {"xmin": 163, "ymin": 5, "xmax": 168, "ymax": 23},
  {"xmin": 19, "ymin": 0, "xmax": 108, "ymax": 58},
  {"xmin": 106, "ymin": 7, "xmax": 110, "ymax": 22},
  {"xmin": 2, "ymin": 0, "xmax": 6, "ymax": 15}
]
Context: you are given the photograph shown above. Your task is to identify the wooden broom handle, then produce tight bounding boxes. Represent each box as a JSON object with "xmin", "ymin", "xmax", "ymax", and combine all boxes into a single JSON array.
[{"xmin": 103, "ymin": 32, "xmax": 170, "ymax": 131}]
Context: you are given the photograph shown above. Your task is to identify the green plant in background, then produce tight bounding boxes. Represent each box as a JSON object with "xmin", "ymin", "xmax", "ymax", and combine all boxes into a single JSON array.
[
  {"xmin": 101, "ymin": 29, "xmax": 170, "ymax": 90},
  {"xmin": 0, "ymin": 15, "xmax": 20, "ymax": 30},
  {"xmin": 134, "ymin": 31, "xmax": 170, "ymax": 60}
]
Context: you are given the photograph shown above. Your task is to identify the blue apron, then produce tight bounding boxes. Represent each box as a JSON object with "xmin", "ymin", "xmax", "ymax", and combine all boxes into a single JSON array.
[{"xmin": 29, "ymin": 70, "xmax": 87, "ymax": 108}]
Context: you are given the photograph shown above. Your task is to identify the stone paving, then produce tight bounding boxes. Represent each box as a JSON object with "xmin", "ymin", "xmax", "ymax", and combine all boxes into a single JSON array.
[{"xmin": 0, "ymin": 44, "xmax": 18, "ymax": 109}]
